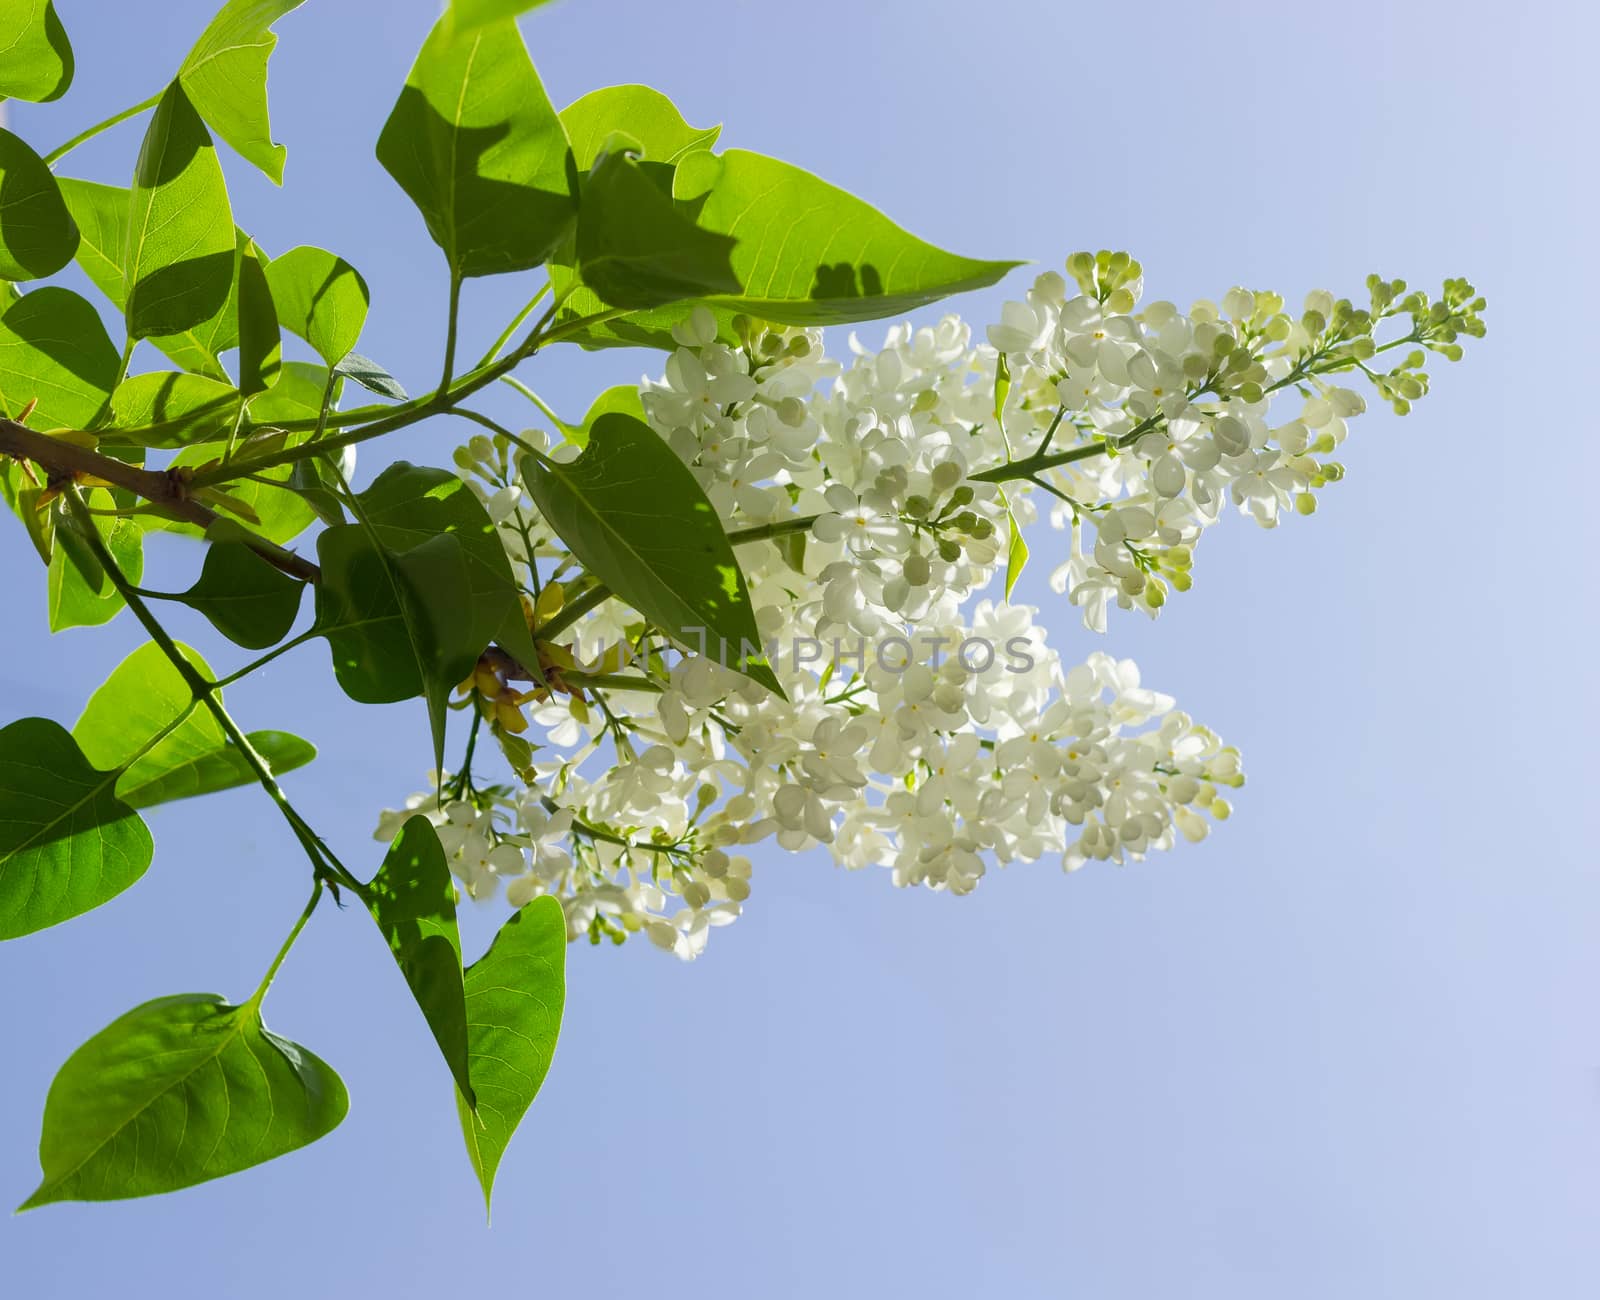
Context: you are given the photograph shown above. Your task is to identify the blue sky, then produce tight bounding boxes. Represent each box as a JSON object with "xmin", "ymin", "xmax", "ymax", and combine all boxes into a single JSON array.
[{"xmin": 3, "ymin": 0, "xmax": 1597, "ymax": 1295}]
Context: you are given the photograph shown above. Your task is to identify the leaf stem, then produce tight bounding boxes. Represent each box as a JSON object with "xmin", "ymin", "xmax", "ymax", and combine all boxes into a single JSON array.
[
  {"xmin": 63, "ymin": 489, "xmax": 360, "ymax": 892},
  {"xmin": 440, "ymin": 270, "xmax": 464, "ymax": 394},
  {"xmin": 43, "ymin": 92, "xmax": 161, "ymax": 167},
  {"xmin": 249, "ymin": 881, "xmax": 323, "ymax": 1008},
  {"xmin": 475, "ymin": 281, "xmax": 550, "ymax": 369}
]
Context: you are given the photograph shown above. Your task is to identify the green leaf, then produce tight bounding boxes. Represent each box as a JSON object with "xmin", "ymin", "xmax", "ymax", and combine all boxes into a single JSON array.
[
  {"xmin": 563, "ymin": 382, "xmax": 642, "ymax": 449},
  {"xmin": 177, "ymin": 540, "xmax": 304, "ymax": 648},
  {"xmin": 314, "ymin": 526, "xmax": 471, "ymax": 772},
  {"xmin": 178, "ymin": 0, "xmax": 306, "ymax": 184},
  {"xmin": 314, "ymin": 461, "xmax": 539, "ymax": 764},
  {"xmin": 0, "ymin": 285, "xmax": 118, "ymax": 429},
  {"xmin": 1001, "ymin": 489, "xmax": 1028, "ymax": 599},
  {"xmin": 457, "ymin": 896, "xmax": 565, "ymax": 1216},
  {"xmin": 670, "ymin": 149, "xmax": 1020, "ymax": 324},
  {"xmin": 57, "ymin": 178, "xmax": 126, "ymax": 306},
  {"xmin": 0, "ymin": 717, "xmax": 152, "ymax": 941},
  {"xmin": 47, "ymin": 490, "xmax": 141, "ymax": 631},
  {"xmin": 333, "ymin": 350, "xmax": 405, "ymax": 399},
  {"xmin": 264, "ymin": 245, "xmax": 368, "ymax": 365},
  {"xmin": 117, "ymin": 730, "xmax": 313, "ymax": 810},
  {"xmin": 20, "ymin": 991, "xmax": 347, "ymax": 1207},
  {"xmin": 525, "ymin": 414, "xmax": 782, "ymax": 695},
  {"xmin": 0, "ymin": 128, "xmax": 79, "ymax": 281},
  {"xmin": 376, "ymin": 17, "xmax": 576, "ymax": 278},
  {"xmin": 0, "ymin": 0, "xmax": 73, "ymax": 102},
  {"xmin": 559, "ymin": 84, "xmax": 720, "ymax": 171},
  {"xmin": 359, "ymin": 816, "xmax": 474, "ymax": 1102},
  {"xmin": 126, "ymin": 81, "xmax": 236, "ymax": 340},
  {"xmin": 108, "ymin": 371, "xmax": 240, "ymax": 447},
  {"xmin": 575, "ymin": 150, "xmax": 739, "ymax": 310},
  {"xmin": 236, "ymin": 238, "xmax": 280, "ymax": 396},
  {"xmin": 75, "ymin": 640, "xmax": 313, "ymax": 811},
  {"xmin": 445, "ymin": 0, "xmax": 556, "ymax": 35},
  {"xmin": 59, "ymin": 177, "xmax": 244, "ymax": 380}
]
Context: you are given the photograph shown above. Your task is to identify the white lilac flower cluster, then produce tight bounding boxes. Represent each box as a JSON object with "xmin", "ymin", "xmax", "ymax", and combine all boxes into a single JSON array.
[{"xmin": 376, "ymin": 254, "xmax": 1482, "ymax": 958}]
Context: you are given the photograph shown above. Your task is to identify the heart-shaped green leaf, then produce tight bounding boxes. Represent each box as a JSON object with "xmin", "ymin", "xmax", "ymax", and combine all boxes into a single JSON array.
[
  {"xmin": 177, "ymin": 540, "xmax": 305, "ymax": 648},
  {"xmin": 20, "ymin": 991, "xmax": 347, "ymax": 1207},
  {"xmin": 0, "ymin": 717, "xmax": 152, "ymax": 941},
  {"xmin": 376, "ymin": 16, "xmax": 576, "ymax": 278},
  {"xmin": 0, "ymin": 286, "xmax": 119, "ymax": 429},
  {"xmin": 524, "ymin": 414, "xmax": 782, "ymax": 695},
  {"xmin": 0, "ymin": 128, "xmax": 79, "ymax": 281},
  {"xmin": 264, "ymin": 245, "xmax": 369, "ymax": 365}
]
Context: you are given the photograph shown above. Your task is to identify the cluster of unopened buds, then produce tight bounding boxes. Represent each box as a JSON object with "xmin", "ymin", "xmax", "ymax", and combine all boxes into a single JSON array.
[{"xmin": 377, "ymin": 252, "xmax": 1483, "ymax": 958}]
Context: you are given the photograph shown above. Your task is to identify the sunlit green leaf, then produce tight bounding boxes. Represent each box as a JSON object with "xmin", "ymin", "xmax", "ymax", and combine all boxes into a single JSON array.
[
  {"xmin": 524, "ymin": 413, "xmax": 781, "ymax": 695},
  {"xmin": 0, "ymin": 128, "xmax": 79, "ymax": 281},
  {"xmin": 108, "ymin": 370, "xmax": 240, "ymax": 447},
  {"xmin": 444, "ymin": 0, "xmax": 556, "ymax": 35},
  {"xmin": 0, "ymin": 0, "xmax": 73, "ymax": 103},
  {"xmin": 456, "ymin": 896, "xmax": 565, "ymax": 1216},
  {"xmin": 75, "ymin": 640, "xmax": 313, "ymax": 811},
  {"xmin": 559, "ymin": 84, "xmax": 720, "ymax": 171},
  {"xmin": 126, "ymin": 81, "xmax": 236, "ymax": 340},
  {"xmin": 0, "ymin": 717, "xmax": 152, "ymax": 941},
  {"xmin": 178, "ymin": 0, "xmax": 307, "ymax": 185},
  {"xmin": 20, "ymin": 991, "xmax": 347, "ymax": 1207},
  {"xmin": 177, "ymin": 540, "xmax": 304, "ymax": 648},
  {"xmin": 263, "ymin": 245, "xmax": 368, "ymax": 365},
  {"xmin": 360, "ymin": 816, "xmax": 474, "ymax": 1102},
  {"xmin": 117, "ymin": 730, "xmax": 314, "ymax": 810},
  {"xmin": 671, "ymin": 149, "xmax": 1021, "ymax": 324},
  {"xmin": 59, "ymin": 178, "xmax": 245, "ymax": 380},
  {"xmin": 0, "ymin": 285, "xmax": 118, "ymax": 429},
  {"xmin": 376, "ymin": 17, "xmax": 576, "ymax": 278}
]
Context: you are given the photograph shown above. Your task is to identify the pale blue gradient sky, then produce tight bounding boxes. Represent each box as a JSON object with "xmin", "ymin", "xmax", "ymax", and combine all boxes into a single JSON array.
[{"xmin": 3, "ymin": 1, "xmax": 1597, "ymax": 1295}]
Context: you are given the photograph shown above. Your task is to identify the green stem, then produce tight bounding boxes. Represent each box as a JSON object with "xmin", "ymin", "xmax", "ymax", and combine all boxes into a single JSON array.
[
  {"xmin": 500, "ymin": 377, "xmax": 569, "ymax": 430},
  {"xmin": 248, "ymin": 881, "xmax": 323, "ymax": 1008},
  {"xmin": 43, "ymin": 92, "xmax": 161, "ymax": 167},
  {"xmin": 64, "ymin": 489, "xmax": 360, "ymax": 892},
  {"xmin": 188, "ymin": 305, "xmax": 631, "ymax": 490},
  {"xmin": 727, "ymin": 515, "xmax": 817, "ymax": 545},
  {"xmin": 440, "ymin": 270, "xmax": 464, "ymax": 394},
  {"xmin": 476, "ymin": 281, "xmax": 550, "ymax": 369},
  {"xmin": 209, "ymin": 628, "xmax": 322, "ymax": 691}
]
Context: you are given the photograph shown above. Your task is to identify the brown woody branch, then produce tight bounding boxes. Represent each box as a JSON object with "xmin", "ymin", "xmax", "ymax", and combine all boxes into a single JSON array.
[{"xmin": 0, "ymin": 417, "xmax": 322, "ymax": 584}]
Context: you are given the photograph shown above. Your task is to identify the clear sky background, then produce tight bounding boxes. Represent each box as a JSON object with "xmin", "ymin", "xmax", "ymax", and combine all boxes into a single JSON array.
[{"xmin": 3, "ymin": 1, "xmax": 1597, "ymax": 1295}]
